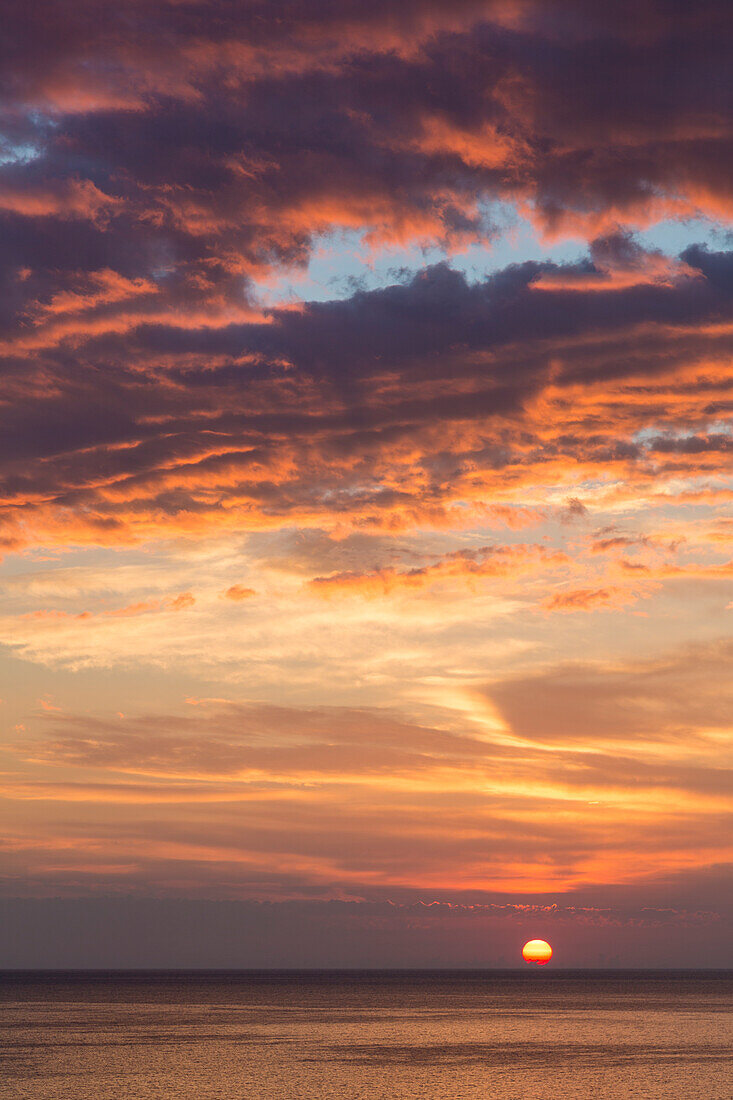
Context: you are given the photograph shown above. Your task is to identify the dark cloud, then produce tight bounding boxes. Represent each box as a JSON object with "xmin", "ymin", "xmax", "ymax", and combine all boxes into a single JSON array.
[
  {"xmin": 2, "ymin": 1, "xmax": 733, "ymax": 327},
  {"xmin": 1, "ymin": 243, "xmax": 732, "ymax": 548},
  {"xmin": 647, "ymin": 433, "xmax": 733, "ymax": 454},
  {"xmin": 1, "ymin": 0, "xmax": 732, "ymax": 548},
  {"xmin": 560, "ymin": 498, "xmax": 589, "ymax": 523}
]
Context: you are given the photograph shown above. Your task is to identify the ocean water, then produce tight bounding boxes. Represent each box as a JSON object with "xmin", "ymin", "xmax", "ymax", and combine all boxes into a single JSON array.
[{"xmin": 1, "ymin": 970, "xmax": 731, "ymax": 1099}]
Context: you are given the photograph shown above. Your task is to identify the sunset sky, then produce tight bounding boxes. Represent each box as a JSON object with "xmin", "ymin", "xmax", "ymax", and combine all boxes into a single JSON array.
[{"xmin": 2, "ymin": 0, "xmax": 732, "ymax": 967}]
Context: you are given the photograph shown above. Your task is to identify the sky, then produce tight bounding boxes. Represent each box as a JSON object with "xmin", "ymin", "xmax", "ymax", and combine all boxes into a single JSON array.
[{"xmin": 1, "ymin": 0, "xmax": 732, "ymax": 968}]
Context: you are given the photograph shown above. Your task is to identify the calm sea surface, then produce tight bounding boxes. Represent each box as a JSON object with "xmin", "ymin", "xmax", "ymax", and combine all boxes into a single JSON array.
[{"xmin": 1, "ymin": 971, "xmax": 731, "ymax": 1099}]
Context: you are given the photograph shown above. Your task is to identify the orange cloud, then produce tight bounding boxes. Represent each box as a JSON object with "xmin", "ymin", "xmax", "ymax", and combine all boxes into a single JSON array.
[
  {"xmin": 4, "ymin": 646, "xmax": 731, "ymax": 900},
  {"xmin": 542, "ymin": 586, "xmax": 649, "ymax": 613},
  {"xmin": 20, "ymin": 593, "xmax": 196, "ymax": 622},
  {"xmin": 0, "ymin": 178, "xmax": 119, "ymax": 221},
  {"xmin": 309, "ymin": 543, "xmax": 567, "ymax": 596},
  {"xmin": 167, "ymin": 592, "xmax": 196, "ymax": 611},
  {"xmin": 223, "ymin": 585, "xmax": 256, "ymax": 601}
]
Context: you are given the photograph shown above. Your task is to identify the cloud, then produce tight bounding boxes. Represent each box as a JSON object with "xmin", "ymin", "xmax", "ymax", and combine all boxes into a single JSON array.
[
  {"xmin": 559, "ymin": 498, "xmax": 589, "ymax": 524},
  {"xmin": 532, "ymin": 232, "xmax": 700, "ymax": 292},
  {"xmin": 1, "ymin": 0, "xmax": 732, "ymax": 943},
  {"xmin": 1, "ymin": 243, "xmax": 732, "ymax": 556},
  {"xmin": 223, "ymin": 584, "xmax": 256, "ymax": 601},
  {"xmin": 309, "ymin": 543, "xmax": 567, "ymax": 596},
  {"xmin": 542, "ymin": 585, "xmax": 645, "ymax": 612},
  {"xmin": 1, "ymin": 0, "xmax": 732, "ymax": 372},
  {"xmin": 168, "ymin": 591, "xmax": 195, "ymax": 611},
  {"xmin": 20, "ymin": 592, "xmax": 196, "ymax": 622},
  {"xmin": 3, "ymin": 640, "xmax": 729, "ymax": 904},
  {"xmin": 3, "ymin": 3, "xmax": 733, "ymax": 261},
  {"xmin": 482, "ymin": 639, "xmax": 733, "ymax": 747}
]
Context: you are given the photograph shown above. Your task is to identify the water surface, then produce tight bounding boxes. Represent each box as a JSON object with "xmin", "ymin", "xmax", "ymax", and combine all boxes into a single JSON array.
[{"xmin": 2, "ymin": 970, "xmax": 731, "ymax": 1099}]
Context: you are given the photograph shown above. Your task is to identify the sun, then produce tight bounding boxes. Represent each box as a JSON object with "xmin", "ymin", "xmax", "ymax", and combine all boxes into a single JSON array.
[{"xmin": 522, "ymin": 938, "xmax": 553, "ymax": 965}]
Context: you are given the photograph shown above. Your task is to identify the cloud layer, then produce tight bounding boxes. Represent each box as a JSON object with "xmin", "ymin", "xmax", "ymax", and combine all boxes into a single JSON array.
[{"xmin": 1, "ymin": 0, "xmax": 732, "ymax": 962}]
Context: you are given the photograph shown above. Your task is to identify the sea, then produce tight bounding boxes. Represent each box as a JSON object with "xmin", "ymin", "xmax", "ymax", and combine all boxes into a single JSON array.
[{"xmin": 1, "ymin": 970, "xmax": 731, "ymax": 1099}]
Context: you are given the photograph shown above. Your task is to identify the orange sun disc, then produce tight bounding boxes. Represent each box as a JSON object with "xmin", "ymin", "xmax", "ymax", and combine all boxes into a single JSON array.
[{"xmin": 522, "ymin": 939, "xmax": 553, "ymax": 965}]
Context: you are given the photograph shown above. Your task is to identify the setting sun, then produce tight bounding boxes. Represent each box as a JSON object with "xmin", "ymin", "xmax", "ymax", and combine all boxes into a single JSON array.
[{"xmin": 522, "ymin": 939, "xmax": 553, "ymax": 965}]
